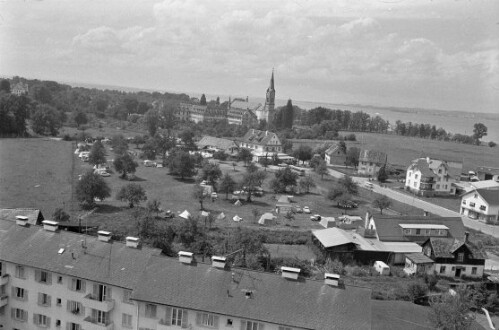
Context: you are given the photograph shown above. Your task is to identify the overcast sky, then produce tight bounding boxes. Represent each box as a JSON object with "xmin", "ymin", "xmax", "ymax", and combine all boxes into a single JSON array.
[{"xmin": 1, "ymin": 0, "xmax": 498, "ymax": 112}]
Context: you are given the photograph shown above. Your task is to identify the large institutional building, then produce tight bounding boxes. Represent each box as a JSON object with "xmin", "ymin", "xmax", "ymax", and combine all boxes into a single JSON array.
[
  {"xmin": 0, "ymin": 216, "xmax": 372, "ymax": 330},
  {"xmin": 177, "ymin": 71, "xmax": 276, "ymax": 126}
]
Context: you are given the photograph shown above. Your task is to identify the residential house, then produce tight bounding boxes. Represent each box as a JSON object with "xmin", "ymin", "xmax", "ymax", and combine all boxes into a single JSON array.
[
  {"xmin": 405, "ymin": 157, "xmax": 456, "ymax": 196},
  {"xmin": 421, "ymin": 234, "xmax": 486, "ymax": 278},
  {"xmin": 476, "ymin": 166, "xmax": 499, "ymax": 182},
  {"xmin": 460, "ymin": 188, "xmax": 499, "ymax": 223},
  {"xmin": 324, "ymin": 143, "xmax": 347, "ymax": 166},
  {"xmin": 240, "ymin": 129, "xmax": 282, "ymax": 154},
  {"xmin": 357, "ymin": 149, "xmax": 387, "ymax": 176},
  {"xmin": 11, "ymin": 82, "xmax": 29, "ymax": 96},
  {"xmin": 227, "ymin": 98, "xmax": 260, "ymax": 126},
  {"xmin": 196, "ymin": 136, "xmax": 239, "ymax": 155},
  {"xmin": 403, "ymin": 253, "xmax": 435, "ymax": 276}
]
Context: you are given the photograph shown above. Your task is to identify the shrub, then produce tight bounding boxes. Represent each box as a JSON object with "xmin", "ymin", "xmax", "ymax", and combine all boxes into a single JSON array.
[
  {"xmin": 489, "ymin": 141, "xmax": 497, "ymax": 147},
  {"xmin": 406, "ymin": 281, "xmax": 429, "ymax": 303}
]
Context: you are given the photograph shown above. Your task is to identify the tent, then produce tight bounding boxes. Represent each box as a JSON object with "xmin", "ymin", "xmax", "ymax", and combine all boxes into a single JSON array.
[
  {"xmin": 179, "ymin": 210, "xmax": 191, "ymax": 219},
  {"xmin": 258, "ymin": 213, "xmax": 277, "ymax": 226},
  {"xmin": 217, "ymin": 212, "xmax": 226, "ymax": 220},
  {"xmin": 319, "ymin": 217, "xmax": 336, "ymax": 228},
  {"xmin": 233, "ymin": 215, "xmax": 243, "ymax": 222},
  {"xmin": 201, "ymin": 211, "xmax": 210, "ymax": 217},
  {"xmin": 234, "ymin": 200, "xmax": 242, "ymax": 206}
]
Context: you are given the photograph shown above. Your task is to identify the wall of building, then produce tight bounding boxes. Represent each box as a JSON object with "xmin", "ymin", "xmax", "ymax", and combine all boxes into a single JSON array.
[
  {"xmin": 434, "ymin": 263, "xmax": 484, "ymax": 278},
  {"xmin": 461, "ymin": 194, "xmax": 499, "ymax": 221}
]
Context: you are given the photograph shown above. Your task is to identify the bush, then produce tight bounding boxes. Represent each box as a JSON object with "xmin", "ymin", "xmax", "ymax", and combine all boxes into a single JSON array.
[
  {"xmin": 406, "ymin": 281, "xmax": 429, "ymax": 303},
  {"xmin": 345, "ymin": 265, "xmax": 369, "ymax": 277},
  {"xmin": 62, "ymin": 134, "xmax": 73, "ymax": 141},
  {"xmin": 489, "ymin": 141, "xmax": 497, "ymax": 147}
]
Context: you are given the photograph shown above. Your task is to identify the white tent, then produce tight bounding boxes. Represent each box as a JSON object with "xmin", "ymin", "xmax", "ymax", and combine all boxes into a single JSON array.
[
  {"xmin": 233, "ymin": 215, "xmax": 243, "ymax": 222},
  {"xmin": 234, "ymin": 200, "xmax": 242, "ymax": 206},
  {"xmin": 217, "ymin": 212, "xmax": 226, "ymax": 220},
  {"xmin": 179, "ymin": 210, "xmax": 191, "ymax": 219},
  {"xmin": 201, "ymin": 211, "xmax": 210, "ymax": 217},
  {"xmin": 258, "ymin": 213, "xmax": 277, "ymax": 226}
]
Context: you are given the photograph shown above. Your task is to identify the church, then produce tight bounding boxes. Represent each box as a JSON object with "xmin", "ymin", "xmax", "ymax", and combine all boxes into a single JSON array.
[{"xmin": 177, "ymin": 71, "xmax": 276, "ymax": 126}]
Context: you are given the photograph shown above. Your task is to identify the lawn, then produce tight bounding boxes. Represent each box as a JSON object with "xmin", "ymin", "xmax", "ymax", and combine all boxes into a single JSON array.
[
  {"xmin": 0, "ymin": 138, "xmax": 75, "ymax": 217},
  {"xmin": 291, "ymin": 132, "xmax": 499, "ymax": 170}
]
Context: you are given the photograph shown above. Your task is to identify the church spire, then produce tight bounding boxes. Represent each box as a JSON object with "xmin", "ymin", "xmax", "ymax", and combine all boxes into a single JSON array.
[{"xmin": 270, "ymin": 68, "xmax": 275, "ymax": 91}]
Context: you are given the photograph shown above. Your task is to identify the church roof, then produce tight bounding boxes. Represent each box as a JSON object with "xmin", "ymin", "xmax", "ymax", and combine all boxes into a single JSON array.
[{"xmin": 230, "ymin": 100, "xmax": 262, "ymax": 111}]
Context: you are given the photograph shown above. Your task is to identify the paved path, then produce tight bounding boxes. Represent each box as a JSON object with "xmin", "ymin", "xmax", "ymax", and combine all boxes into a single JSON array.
[{"xmin": 328, "ymin": 167, "xmax": 499, "ymax": 238}]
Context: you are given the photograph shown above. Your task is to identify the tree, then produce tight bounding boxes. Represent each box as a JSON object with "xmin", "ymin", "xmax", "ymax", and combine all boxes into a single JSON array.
[
  {"xmin": 346, "ymin": 147, "xmax": 360, "ymax": 168},
  {"xmin": 406, "ymin": 281, "xmax": 428, "ymax": 304},
  {"xmin": 315, "ymin": 160, "xmax": 328, "ymax": 179},
  {"xmin": 0, "ymin": 80, "xmax": 10, "ymax": 93},
  {"xmin": 113, "ymin": 153, "xmax": 138, "ymax": 179},
  {"xmin": 430, "ymin": 287, "xmax": 476, "ymax": 330},
  {"xmin": 238, "ymin": 148, "xmax": 253, "ymax": 166},
  {"xmin": 272, "ymin": 167, "xmax": 299, "ymax": 193},
  {"xmin": 111, "ymin": 134, "xmax": 128, "ymax": 155},
  {"xmin": 146, "ymin": 199, "xmax": 162, "ymax": 217},
  {"xmin": 192, "ymin": 184, "xmax": 206, "ymax": 210},
  {"xmin": 31, "ymin": 105, "xmax": 63, "ymax": 136},
  {"xmin": 76, "ymin": 170, "xmax": 111, "ymax": 208},
  {"xmin": 88, "ymin": 140, "xmax": 106, "ymax": 166},
  {"xmin": 200, "ymin": 162, "xmax": 222, "ymax": 188},
  {"xmin": 73, "ymin": 111, "xmax": 88, "ymax": 128},
  {"xmin": 0, "ymin": 93, "xmax": 30, "ymax": 136},
  {"xmin": 339, "ymin": 175, "xmax": 358, "ymax": 195},
  {"xmin": 281, "ymin": 138, "xmax": 293, "ymax": 153},
  {"xmin": 178, "ymin": 129, "xmax": 196, "ymax": 150},
  {"xmin": 132, "ymin": 135, "xmax": 145, "ymax": 148},
  {"xmin": 372, "ymin": 195, "xmax": 391, "ymax": 214},
  {"xmin": 168, "ymin": 150, "xmax": 196, "ymax": 179},
  {"xmin": 52, "ymin": 208, "xmax": 70, "ymax": 222},
  {"xmin": 200, "ymin": 94, "xmax": 207, "ymax": 105},
  {"xmin": 219, "ymin": 173, "xmax": 236, "ymax": 199},
  {"xmin": 282, "ymin": 99, "xmax": 294, "ymax": 129},
  {"xmin": 473, "ymin": 123, "xmax": 487, "ymax": 144},
  {"xmin": 377, "ymin": 165, "xmax": 388, "ymax": 183},
  {"xmin": 299, "ymin": 176, "xmax": 316, "ymax": 193},
  {"xmin": 116, "ymin": 183, "xmax": 147, "ymax": 208},
  {"xmin": 141, "ymin": 139, "xmax": 157, "ymax": 160},
  {"xmin": 144, "ymin": 109, "xmax": 160, "ymax": 137},
  {"xmin": 241, "ymin": 164, "xmax": 267, "ymax": 202},
  {"xmin": 252, "ymin": 208, "xmax": 262, "ymax": 223},
  {"xmin": 293, "ymin": 145, "xmax": 313, "ymax": 165}
]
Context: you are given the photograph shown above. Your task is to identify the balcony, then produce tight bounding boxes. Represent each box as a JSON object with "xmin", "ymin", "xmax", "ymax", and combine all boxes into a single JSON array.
[
  {"xmin": 84, "ymin": 317, "xmax": 114, "ymax": 330},
  {"xmin": 0, "ymin": 274, "xmax": 9, "ymax": 286},
  {"xmin": 0, "ymin": 295, "xmax": 8, "ymax": 308},
  {"xmin": 83, "ymin": 294, "xmax": 115, "ymax": 312}
]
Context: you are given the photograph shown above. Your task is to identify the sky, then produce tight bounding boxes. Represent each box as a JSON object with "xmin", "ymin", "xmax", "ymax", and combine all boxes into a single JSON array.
[{"xmin": 1, "ymin": 0, "xmax": 498, "ymax": 113}]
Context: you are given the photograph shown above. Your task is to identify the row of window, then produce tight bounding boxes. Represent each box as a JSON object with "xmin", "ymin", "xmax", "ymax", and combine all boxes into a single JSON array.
[
  {"xmin": 403, "ymin": 229, "xmax": 447, "ymax": 236},
  {"xmin": 439, "ymin": 265, "xmax": 478, "ymax": 275},
  {"xmin": 11, "ymin": 308, "xmax": 82, "ymax": 329},
  {"xmin": 462, "ymin": 200, "xmax": 487, "ymax": 211}
]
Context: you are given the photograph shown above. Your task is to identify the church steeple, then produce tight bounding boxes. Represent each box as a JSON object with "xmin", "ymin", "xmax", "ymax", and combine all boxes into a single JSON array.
[{"xmin": 265, "ymin": 69, "xmax": 275, "ymax": 113}]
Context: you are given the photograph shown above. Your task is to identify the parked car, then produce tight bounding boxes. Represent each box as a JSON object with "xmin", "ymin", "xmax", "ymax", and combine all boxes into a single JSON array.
[
  {"xmin": 143, "ymin": 160, "xmax": 157, "ymax": 167},
  {"xmin": 99, "ymin": 172, "xmax": 110, "ymax": 177},
  {"xmin": 163, "ymin": 210, "xmax": 174, "ymax": 219},
  {"xmin": 310, "ymin": 214, "xmax": 321, "ymax": 221},
  {"xmin": 294, "ymin": 205, "xmax": 303, "ymax": 213},
  {"xmin": 303, "ymin": 206, "xmax": 311, "ymax": 214}
]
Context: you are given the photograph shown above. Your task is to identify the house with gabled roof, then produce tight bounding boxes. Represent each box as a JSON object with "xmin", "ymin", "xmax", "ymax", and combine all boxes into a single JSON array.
[
  {"xmin": 460, "ymin": 188, "xmax": 499, "ymax": 223},
  {"xmin": 405, "ymin": 157, "xmax": 456, "ymax": 196},
  {"xmin": 197, "ymin": 136, "xmax": 239, "ymax": 155},
  {"xmin": 421, "ymin": 233, "xmax": 486, "ymax": 278},
  {"xmin": 11, "ymin": 82, "xmax": 29, "ymax": 96},
  {"xmin": 358, "ymin": 149, "xmax": 387, "ymax": 176},
  {"xmin": 240, "ymin": 129, "xmax": 282, "ymax": 154},
  {"xmin": 324, "ymin": 143, "xmax": 347, "ymax": 166},
  {"xmin": 0, "ymin": 208, "xmax": 44, "ymax": 225}
]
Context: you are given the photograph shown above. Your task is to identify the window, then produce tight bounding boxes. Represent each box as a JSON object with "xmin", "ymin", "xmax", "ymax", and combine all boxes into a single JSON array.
[
  {"xmin": 0, "ymin": 261, "xmax": 2, "ymax": 276},
  {"xmin": 123, "ymin": 289, "xmax": 132, "ymax": 304},
  {"xmin": 472, "ymin": 267, "xmax": 477, "ymax": 275},
  {"xmin": 122, "ymin": 313, "xmax": 133, "ymax": 328},
  {"xmin": 38, "ymin": 292, "xmax": 51, "ymax": 306},
  {"xmin": 480, "ymin": 205, "xmax": 487, "ymax": 211},
  {"xmin": 227, "ymin": 319, "xmax": 233, "ymax": 326},
  {"xmin": 404, "ymin": 229, "xmax": 411, "ymax": 235},
  {"xmin": 69, "ymin": 278, "xmax": 85, "ymax": 292},
  {"xmin": 425, "ymin": 229, "xmax": 431, "ymax": 235},
  {"xmin": 242, "ymin": 320, "xmax": 264, "ymax": 330},
  {"xmin": 436, "ymin": 184, "xmax": 440, "ymax": 189},
  {"xmin": 57, "ymin": 276, "xmax": 63, "ymax": 284},
  {"xmin": 438, "ymin": 169, "xmax": 442, "ymax": 174},
  {"xmin": 439, "ymin": 229, "xmax": 446, "ymax": 236},
  {"xmin": 91, "ymin": 309, "xmax": 109, "ymax": 325},
  {"xmin": 440, "ymin": 266, "xmax": 446, "ymax": 274},
  {"xmin": 416, "ymin": 229, "xmax": 421, "ymax": 235},
  {"xmin": 92, "ymin": 284, "xmax": 110, "ymax": 301},
  {"xmin": 196, "ymin": 312, "xmax": 219, "ymax": 327},
  {"xmin": 56, "ymin": 319, "xmax": 61, "ymax": 327},
  {"xmin": 67, "ymin": 300, "xmax": 84, "ymax": 315},
  {"xmin": 13, "ymin": 287, "xmax": 27, "ymax": 300},
  {"xmin": 67, "ymin": 322, "xmax": 81, "ymax": 330},
  {"xmin": 457, "ymin": 253, "xmax": 464, "ymax": 262},
  {"xmin": 462, "ymin": 200, "xmax": 466, "ymax": 205},
  {"xmin": 415, "ymin": 174, "xmax": 419, "ymax": 179},
  {"xmin": 145, "ymin": 304, "xmax": 157, "ymax": 318},
  {"xmin": 11, "ymin": 308, "xmax": 28, "ymax": 321},
  {"xmin": 413, "ymin": 182, "xmax": 417, "ymax": 188},
  {"xmin": 15, "ymin": 265, "xmax": 25, "ymax": 279},
  {"xmin": 470, "ymin": 202, "xmax": 476, "ymax": 207},
  {"xmin": 172, "ymin": 308, "xmax": 184, "ymax": 326},
  {"xmin": 56, "ymin": 298, "xmax": 62, "ymax": 306},
  {"xmin": 33, "ymin": 313, "xmax": 50, "ymax": 327}
]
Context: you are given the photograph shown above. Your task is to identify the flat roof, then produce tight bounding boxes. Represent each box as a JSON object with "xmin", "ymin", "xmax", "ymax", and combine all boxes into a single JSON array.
[
  {"xmin": 399, "ymin": 224, "xmax": 448, "ymax": 230},
  {"xmin": 381, "ymin": 242, "xmax": 422, "ymax": 253}
]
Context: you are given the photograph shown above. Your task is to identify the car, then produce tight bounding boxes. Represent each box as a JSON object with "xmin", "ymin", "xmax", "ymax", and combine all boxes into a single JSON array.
[
  {"xmin": 294, "ymin": 205, "xmax": 303, "ymax": 213},
  {"xmin": 303, "ymin": 206, "xmax": 311, "ymax": 214},
  {"xmin": 310, "ymin": 214, "xmax": 321, "ymax": 221},
  {"xmin": 143, "ymin": 160, "xmax": 157, "ymax": 167},
  {"xmin": 163, "ymin": 210, "xmax": 174, "ymax": 219},
  {"xmin": 99, "ymin": 172, "xmax": 110, "ymax": 177}
]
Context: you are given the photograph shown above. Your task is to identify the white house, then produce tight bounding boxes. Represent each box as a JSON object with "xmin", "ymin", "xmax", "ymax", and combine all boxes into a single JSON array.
[
  {"xmin": 240, "ymin": 129, "xmax": 282, "ymax": 154},
  {"xmin": 461, "ymin": 188, "xmax": 499, "ymax": 223},
  {"xmin": 405, "ymin": 157, "xmax": 456, "ymax": 196}
]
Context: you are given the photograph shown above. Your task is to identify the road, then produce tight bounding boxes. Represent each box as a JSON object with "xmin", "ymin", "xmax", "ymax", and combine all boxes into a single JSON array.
[{"xmin": 328, "ymin": 167, "xmax": 499, "ymax": 238}]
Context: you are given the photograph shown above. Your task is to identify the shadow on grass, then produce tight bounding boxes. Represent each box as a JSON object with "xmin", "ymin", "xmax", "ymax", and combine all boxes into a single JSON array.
[
  {"xmin": 96, "ymin": 204, "xmax": 125, "ymax": 213},
  {"xmin": 171, "ymin": 176, "xmax": 196, "ymax": 184}
]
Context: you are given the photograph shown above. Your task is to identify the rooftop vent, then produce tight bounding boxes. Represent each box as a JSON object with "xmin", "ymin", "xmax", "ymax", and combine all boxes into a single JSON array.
[
  {"xmin": 178, "ymin": 251, "xmax": 194, "ymax": 264},
  {"xmin": 97, "ymin": 230, "xmax": 112, "ymax": 242},
  {"xmin": 125, "ymin": 236, "xmax": 139, "ymax": 248},
  {"xmin": 324, "ymin": 273, "xmax": 341, "ymax": 287},
  {"xmin": 42, "ymin": 220, "xmax": 59, "ymax": 232},
  {"xmin": 281, "ymin": 266, "xmax": 300, "ymax": 280},
  {"xmin": 15, "ymin": 215, "xmax": 29, "ymax": 226},
  {"xmin": 211, "ymin": 256, "xmax": 227, "ymax": 269}
]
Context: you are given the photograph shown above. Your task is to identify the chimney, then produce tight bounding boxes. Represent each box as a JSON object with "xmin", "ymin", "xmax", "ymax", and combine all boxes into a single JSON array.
[
  {"xmin": 97, "ymin": 230, "xmax": 112, "ymax": 242},
  {"xmin": 364, "ymin": 212, "xmax": 371, "ymax": 229},
  {"xmin": 178, "ymin": 251, "xmax": 194, "ymax": 264},
  {"xmin": 42, "ymin": 220, "xmax": 59, "ymax": 232},
  {"xmin": 211, "ymin": 256, "xmax": 227, "ymax": 269},
  {"xmin": 465, "ymin": 231, "xmax": 469, "ymax": 243},
  {"xmin": 125, "ymin": 236, "xmax": 140, "ymax": 248},
  {"xmin": 325, "ymin": 273, "xmax": 340, "ymax": 287},
  {"xmin": 15, "ymin": 215, "xmax": 29, "ymax": 227},
  {"xmin": 281, "ymin": 266, "xmax": 300, "ymax": 280}
]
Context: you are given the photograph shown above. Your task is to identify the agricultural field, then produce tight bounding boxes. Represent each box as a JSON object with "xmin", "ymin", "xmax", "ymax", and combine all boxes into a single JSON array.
[
  {"xmin": 0, "ymin": 138, "xmax": 75, "ymax": 217},
  {"xmin": 291, "ymin": 131, "xmax": 499, "ymax": 170}
]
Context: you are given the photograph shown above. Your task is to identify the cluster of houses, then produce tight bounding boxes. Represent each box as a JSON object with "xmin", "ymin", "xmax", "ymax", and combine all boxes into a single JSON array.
[{"xmin": 312, "ymin": 212, "xmax": 487, "ymax": 279}]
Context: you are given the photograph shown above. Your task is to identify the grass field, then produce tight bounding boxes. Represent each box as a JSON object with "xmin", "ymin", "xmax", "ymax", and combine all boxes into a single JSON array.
[
  {"xmin": 291, "ymin": 132, "xmax": 499, "ymax": 170},
  {"xmin": 0, "ymin": 138, "xmax": 75, "ymax": 217}
]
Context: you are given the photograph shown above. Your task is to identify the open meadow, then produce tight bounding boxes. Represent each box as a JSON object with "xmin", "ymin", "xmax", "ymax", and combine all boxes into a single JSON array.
[
  {"xmin": 0, "ymin": 138, "xmax": 75, "ymax": 217},
  {"xmin": 292, "ymin": 132, "xmax": 499, "ymax": 170}
]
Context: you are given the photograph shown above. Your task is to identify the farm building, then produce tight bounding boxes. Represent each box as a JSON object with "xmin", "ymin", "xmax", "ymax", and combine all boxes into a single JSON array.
[
  {"xmin": 358, "ymin": 149, "xmax": 387, "ymax": 176},
  {"xmin": 196, "ymin": 136, "xmax": 239, "ymax": 155},
  {"xmin": 403, "ymin": 253, "xmax": 435, "ymax": 276},
  {"xmin": 275, "ymin": 195, "xmax": 293, "ymax": 214},
  {"xmin": 324, "ymin": 143, "xmax": 347, "ymax": 166}
]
